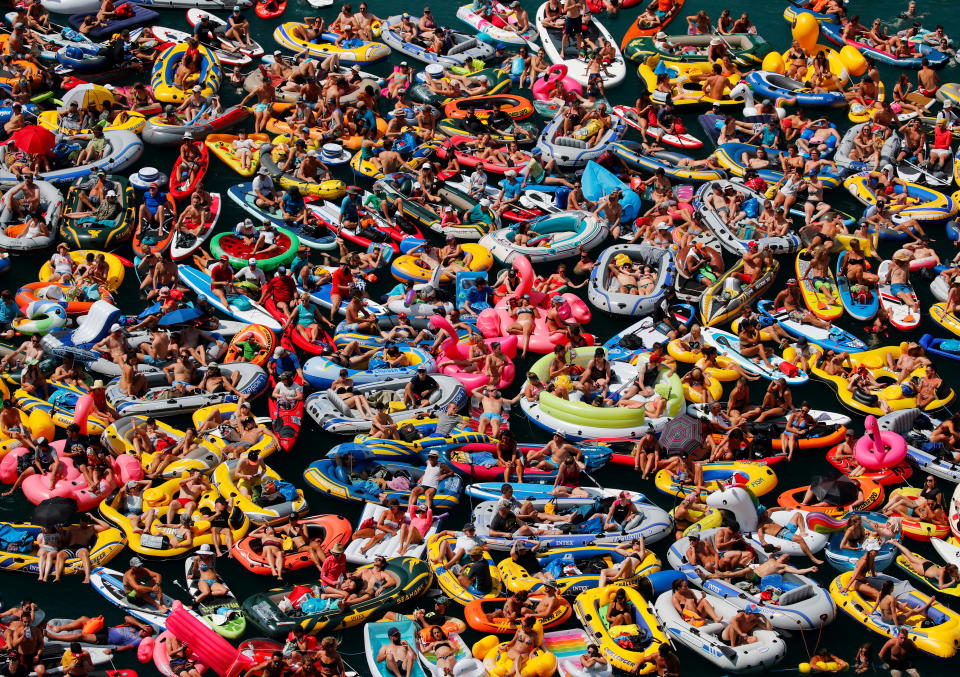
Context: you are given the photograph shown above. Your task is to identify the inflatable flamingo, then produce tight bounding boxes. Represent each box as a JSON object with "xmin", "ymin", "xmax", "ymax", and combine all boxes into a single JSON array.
[
  {"xmin": 73, "ymin": 393, "xmax": 94, "ymax": 435},
  {"xmin": 532, "ymin": 64, "xmax": 583, "ymax": 102},
  {"xmin": 166, "ymin": 601, "xmax": 254, "ymax": 677},
  {"xmin": 430, "ymin": 314, "xmax": 518, "ymax": 390},
  {"xmin": 476, "ymin": 255, "xmax": 593, "ymax": 355},
  {"xmin": 0, "ymin": 445, "xmax": 143, "ymax": 511},
  {"xmin": 854, "ymin": 415, "xmax": 907, "ymax": 471}
]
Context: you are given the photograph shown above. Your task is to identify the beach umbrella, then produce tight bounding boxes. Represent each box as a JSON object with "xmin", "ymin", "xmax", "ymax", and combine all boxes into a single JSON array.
[
  {"xmin": 811, "ymin": 475, "xmax": 858, "ymax": 504},
  {"xmin": 31, "ymin": 497, "xmax": 78, "ymax": 526},
  {"xmin": 658, "ymin": 414, "xmax": 702, "ymax": 457},
  {"xmin": 59, "ymin": 83, "xmax": 115, "ymax": 112},
  {"xmin": 158, "ymin": 306, "xmax": 205, "ymax": 327},
  {"xmin": 12, "ymin": 125, "xmax": 56, "ymax": 155}
]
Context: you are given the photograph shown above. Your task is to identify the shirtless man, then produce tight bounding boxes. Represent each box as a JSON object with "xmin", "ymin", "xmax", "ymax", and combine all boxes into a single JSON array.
[
  {"xmin": 3, "ymin": 608, "xmax": 46, "ymax": 676},
  {"xmin": 885, "ymin": 342, "xmax": 930, "ymax": 383},
  {"xmin": 0, "ymin": 334, "xmax": 44, "ymax": 371},
  {"xmin": 559, "ymin": 0, "xmax": 584, "ymax": 56},
  {"xmin": 472, "ymin": 385, "xmax": 521, "ymax": 439},
  {"xmin": 884, "ymin": 252, "xmax": 920, "ymax": 313},
  {"xmin": 377, "ymin": 626, "xmax": 415, "ymax": 677},
  {"xmin": 119, "ymin": 354, "xmax": 147, "ymax": 398},
  {"xmin": 123, "ymin": 557, "xmax": 168, "ymax": 613},
  {"xmin": 916, "ymin": 365, "xmax": 944, "ymax": 410},
  {"xmin": 221, "ymin": 417, "xmax": 270, "ymax": 459},
  {"xmin": 704, "ymin": 552, "xmax": 818, "ymax": 583},
  {"xmin": 722, "ymin": 605, "xmax": 773, "ymax": 647},
  {"xmin": 686, "ymin": 533, "xmax": 719, "ymax": 572},
  {"xmin": 918, "ymin": 57, "xmax": 939, "ymax": 96},
  {"xmin": 50, "ymin": 514, "xmax": 109, "ymax": 583},
  {"xmin": 92, "ymin": 323, "xmax": 130, "ymax": 364},
  {"xmin": 773, "ymin": 278, "xmax": 831, "ymax": 329},
  {"xmin": 164, "ymin": 470, "xmax": 210, "ymax": 525},
  {"xmin": 695, "ymin": 63, "xmax": 734, "ymax": 101}
]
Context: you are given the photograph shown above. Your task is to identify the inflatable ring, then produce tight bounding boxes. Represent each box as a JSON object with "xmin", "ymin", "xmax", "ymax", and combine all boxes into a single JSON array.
[
  {"xmin": 12, "ymin": 300, "xmax": 67, "ymax": 335},
  {"xmin": 853, "ymin": 415, "xmax": 907, "ymax": 470}
]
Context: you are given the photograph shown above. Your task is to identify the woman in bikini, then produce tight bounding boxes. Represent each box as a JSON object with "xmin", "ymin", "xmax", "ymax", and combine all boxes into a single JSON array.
[
  {"xmin": 872, "ymin": 578, "xmax": 936, "ymax": 625},
  {"xmin": 351, "ymin": 498, "xmax": 405, "ymax": 555},
  {"xmin": 257, "ymin": 525, "xmax": 285, "ymax": 580},
  {"xmin": 418, "ymin": 626, "xmax": 457, "ymax": 675},
  {"xmin": 598, "ymin": 537, "xmax": 647, "ymax": 587},
  {"xmin": 329, "ymin": 369, "xmax": 374, "ymax": 419},
  {"xmin": 891, "ymin": 541, "xmax": 960, "ymax": 590},
  {"xmin": 605, "ymin": 588, "xmax": 634, "ymax": 626},
  {"xmin": 506, "ymin": 616, "xmax": 541, "ymax": 676},
  {"xmin": 317, "ymin": 636, "xmax": 345, "ymax": 677}
]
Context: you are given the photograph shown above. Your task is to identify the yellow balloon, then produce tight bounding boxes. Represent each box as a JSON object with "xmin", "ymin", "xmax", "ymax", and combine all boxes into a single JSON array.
[
  {"xmin": 792, "ymin": 12, "xmax": 820, "ymax": 52},
  {"xmin": 762, "ymin": 52, "xmax": 785, "ymax": 74},
  {"xmin": 798, "ymin": 663, "xmax": 812, "ymax": 674},
  {"xmin": 840, "ymin": 45, "xmax": 867, "ymax": 76}
]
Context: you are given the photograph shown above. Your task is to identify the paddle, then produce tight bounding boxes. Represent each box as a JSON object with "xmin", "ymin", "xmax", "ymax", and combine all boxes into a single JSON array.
[
  {"xmin": 711, "ymin": 28, "xmax": 733, "ymax": 53},
  {"xmin": 899, "ymin": 159, "xmax": 952, "ymax": 187}
]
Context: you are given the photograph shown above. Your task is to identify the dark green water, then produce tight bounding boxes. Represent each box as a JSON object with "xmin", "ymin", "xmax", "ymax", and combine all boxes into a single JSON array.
[{"xmin": 4, "ymin": 0, "xmax": 960, "ymax": 674}]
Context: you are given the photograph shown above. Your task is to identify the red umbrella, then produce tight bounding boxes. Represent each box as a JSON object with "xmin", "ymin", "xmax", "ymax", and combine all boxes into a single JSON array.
[{"xmin": 12, "ymin": 125, "xmax": 56, "ymax": 155}]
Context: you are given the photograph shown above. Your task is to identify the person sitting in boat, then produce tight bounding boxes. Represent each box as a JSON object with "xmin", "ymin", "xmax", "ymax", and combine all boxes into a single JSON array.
[
  {"xmin": 174, "ymin": 38, "xmax": 203, "ymax": 90},
  {"xmin": 872, "ymin": 578, "xmax": 937, "ymax": 627},
  {"xmin": 177, "ymin": 85, "xmax": 207, "ymax": 122}
]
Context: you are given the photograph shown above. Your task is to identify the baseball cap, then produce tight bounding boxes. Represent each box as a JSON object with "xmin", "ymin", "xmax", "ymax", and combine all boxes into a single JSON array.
[
  {"xmin": 192, "ymin": 85, "xmax": 201, "ymax": 92},
  {"xmin": 744, "ymin": 603, "xmax": 760, "ymax": 614},
  {"xmin": 129, "ymin": 556, "xmax": 143, "ymax": 567},
  {"xmin": 248, "ymin": 257, "xmax": 257, "ymax": 265},
  {"xmin": 387, "ymin": 627, "xmax": 401, "ymax": 637},
  {"xmin": 110, "ymin": 323, "xmax": 122, "ymax": 332},
  {"xmin": 106, "ymin": 190, "xmax": 117, "ymax": 197}
]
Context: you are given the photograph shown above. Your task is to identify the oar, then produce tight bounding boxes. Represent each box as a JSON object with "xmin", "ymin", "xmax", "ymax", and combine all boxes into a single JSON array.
[{"xmin": 900, "ymin": 159, "xmax": 951, "ymax": 187}]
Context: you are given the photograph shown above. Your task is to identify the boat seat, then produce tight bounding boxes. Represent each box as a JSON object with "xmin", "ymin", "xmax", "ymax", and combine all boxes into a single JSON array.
[
  {"xmin": 327, "ymin": 391, "xmax": 352, "ymax": 416},
  {"xmin": 777, "ymin": 583, "xmax": 815, "ymax": 605},
  {"xmin": 448, "ymin": 38, "xmax": 478, "ymax": 55},
  {"xmin": 698, "ymin": 621, "xmax": 725, "ymax": 636},
  {"xmin": 555, "ymin": 136, "xmax": 588, "ymax": 149}
]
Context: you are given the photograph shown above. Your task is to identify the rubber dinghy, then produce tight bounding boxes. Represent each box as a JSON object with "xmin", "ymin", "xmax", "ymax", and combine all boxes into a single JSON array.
[
  {"xmin": 534, "ymin": 112, "xmax": 627, "ymax": 168},
  {"xmin": 667, "ymin": 529, "xmax": 835, "ymax": 630},
  {"xmin": 535, "ymin": 2, "xmax": 626, "ymax": 88}
]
